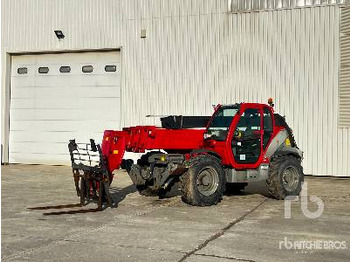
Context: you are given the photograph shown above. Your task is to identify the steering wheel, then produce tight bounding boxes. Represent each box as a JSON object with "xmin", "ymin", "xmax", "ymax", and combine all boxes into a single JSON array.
[{"xmin": 234, "ymin": 128, "xmax": 242, "ymax": 139}]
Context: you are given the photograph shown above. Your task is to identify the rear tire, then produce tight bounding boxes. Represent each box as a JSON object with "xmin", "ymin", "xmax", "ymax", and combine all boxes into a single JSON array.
[
  {"xmin": 181, "ymin": 156, "xmax": 225, "ymax": 206},
  {"xmin": 266, "ymin": 155, "xmax": 304, "ymax": 199},
  {"xmin": 129, "ymin": 162, "xmax": 160, "ymax": 197}
]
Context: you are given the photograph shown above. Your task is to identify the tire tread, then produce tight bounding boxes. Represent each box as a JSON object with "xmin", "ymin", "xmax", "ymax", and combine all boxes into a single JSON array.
[{"xmin": 266, "ymin": 155, "xmax": 304, "ymax": 199}]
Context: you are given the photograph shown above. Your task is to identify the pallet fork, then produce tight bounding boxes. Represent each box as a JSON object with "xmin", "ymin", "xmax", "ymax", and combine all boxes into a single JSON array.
[{"xmin": 68, "ymin": 139, "xmax": 114, "ymax": 210}]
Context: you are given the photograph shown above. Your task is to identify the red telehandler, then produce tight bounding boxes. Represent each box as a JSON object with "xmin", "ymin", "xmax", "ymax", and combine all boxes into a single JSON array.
[{"xmin": 68, "ymin": 101, "xmax": 304, "ymax": 210}]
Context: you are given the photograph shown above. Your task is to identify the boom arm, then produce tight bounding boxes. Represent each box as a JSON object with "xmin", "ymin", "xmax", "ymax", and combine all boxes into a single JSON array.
[{"xmin": 101, "ymin": 126, "xmax": 205, "ymax": 173}]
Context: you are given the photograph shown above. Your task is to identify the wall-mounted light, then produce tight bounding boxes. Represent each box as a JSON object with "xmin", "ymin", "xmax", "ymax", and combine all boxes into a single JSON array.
[
  {"xmin": 141, "ymin": 29, "xmax": 146, "ymax": 39},
  {"xmin": 54, "ymin": 30, "xmax": 65, "ymax": 39}
]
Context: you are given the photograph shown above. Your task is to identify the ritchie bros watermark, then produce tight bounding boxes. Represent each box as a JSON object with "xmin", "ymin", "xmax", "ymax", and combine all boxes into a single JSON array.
[
  {"xmin": 284, "ymin": 181, "xmax": 324, "ymax": 219},
  {"xmin": 279, "ymin": 237, "xmax": 348, "ymax": 253}
]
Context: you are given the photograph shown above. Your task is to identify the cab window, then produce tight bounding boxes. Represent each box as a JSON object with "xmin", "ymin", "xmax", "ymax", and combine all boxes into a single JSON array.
[{"xmin": 263, "ymin": 108, "xmax": 273, "ymax": 149}]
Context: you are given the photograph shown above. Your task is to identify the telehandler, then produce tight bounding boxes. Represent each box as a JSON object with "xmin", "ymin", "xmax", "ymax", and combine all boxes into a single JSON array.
[{"xmin": 68, "ymin": 100, "xmax": 303, "ymax": 210}]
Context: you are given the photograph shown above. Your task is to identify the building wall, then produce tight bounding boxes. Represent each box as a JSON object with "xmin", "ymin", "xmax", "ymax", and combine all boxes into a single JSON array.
[
  {"xmin": 1, "ymin": 0, "xmax": 349, "ymax": 176},
  {"xmin": 229, "ymin": 0, "xmax": 350, "ymax": 13}
]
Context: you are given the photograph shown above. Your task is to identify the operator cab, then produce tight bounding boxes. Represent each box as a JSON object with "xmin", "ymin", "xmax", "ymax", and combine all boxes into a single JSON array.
[{"xmin": 205, "ymin": 103, "xmax": 274, "ymax": 166}]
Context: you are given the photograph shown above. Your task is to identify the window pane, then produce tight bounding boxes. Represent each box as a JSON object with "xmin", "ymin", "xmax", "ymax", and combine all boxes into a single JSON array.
[
  {"xmin": 236, "ymin": 109, "xmax": 261, "ymax": 131},
  {"xmin": 82, "ymin": 65, "xmax": 93, "ymax": 73},
  {"xmin": 263, "ymin": 108, "xmax": 273, "ymax": 132},
  {"xmin": 263, "ymin": 108, "xmax": 273, "ymax": 149},
  {"xmin": 59, "ymin": 66, "xmax": 71, "ymax": 73},
  {"xmin": 105, "ymin": 65, "xmax": 117, "ymax": 72},
  {"xmin": 207, "ymin": 105, "xmax": 239, "ymax": 141},
  {"xmin": 17, "ymin": 67, "xmax": 28, "ymax": 74},
  {"xmin": 38, "ymin": 67, "xmax": 49, "ymax": 74}
]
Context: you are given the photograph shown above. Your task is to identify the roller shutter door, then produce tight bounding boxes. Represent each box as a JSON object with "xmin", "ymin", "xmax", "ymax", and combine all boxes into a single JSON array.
[{"xmin": 9, "ymin": 51, "xmax": 121, "ymax": 164}]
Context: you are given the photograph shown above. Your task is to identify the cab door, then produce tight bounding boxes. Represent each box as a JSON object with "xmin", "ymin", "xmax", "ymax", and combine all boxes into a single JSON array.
[
  {"xmin": 230, "ymin": 106, "xmax": 263, "ymax": 167},
  {"xmin": 262, "ymin": 106, "xmax": 274, "ymax": 151}
]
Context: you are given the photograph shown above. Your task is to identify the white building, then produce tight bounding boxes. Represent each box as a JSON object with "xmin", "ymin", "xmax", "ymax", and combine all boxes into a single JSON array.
[{"xmin": 1, "ymin": 0, "xmax": 350, "ymax": 176}]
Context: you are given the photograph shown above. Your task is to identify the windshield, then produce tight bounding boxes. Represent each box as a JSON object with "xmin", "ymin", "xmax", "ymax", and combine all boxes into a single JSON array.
[{"xmin": 206, "ymin": 106, "xmax": 239, "ymax": 141}]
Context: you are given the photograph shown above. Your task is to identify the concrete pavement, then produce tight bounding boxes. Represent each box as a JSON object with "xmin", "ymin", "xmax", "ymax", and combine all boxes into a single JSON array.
[{"xmin": 1, "ymin": 164, "xmax": 349, "ymax": 261}]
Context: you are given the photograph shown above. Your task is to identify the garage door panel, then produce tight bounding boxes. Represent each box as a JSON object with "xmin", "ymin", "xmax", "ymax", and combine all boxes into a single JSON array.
[
  {"xmin": 11, "ymin": 65, "xmax": 36, "ymax": 77},
  {"xmin": 35, "ymin": 75, "xmax": 120, "ymax": 87},
  {"xmin": 33, "ymin": 63, "xmax": 121, "ymax": 76},
  {"xmin": 28, "ymin": 62, "xmax": 121, "ymax": 77},
  {"xmin": 10, "ymin": 131, "xmax": 104, "ymax": 145},
  {"xmin": 10, "ymin": 132, "xmax": 75, "ymax": 144},
  {"xmin": 11, "ymin": 77, "xmax": 36, "ymax": 87},
  {"xmin": 29, "ymin": 54, "xmax": 120, "ymax": 67},
  {"xmin": 10, "ymin": 99, "xmax": 36, "ymax": 109},
  {"xmin": 11, "ymin": 88, "xmax": 36, "ymax": 99},
  {"xmin": 10, "ymin": 137, "xmax": 104, "ymax": 156},
  {"xmin": 11, "ymin": 97, "xmax": 120, "ymax": 110},
  {"xmin": 9, "ymin": 152, "xmax": 71, "ymax": 165},
  {"xmin": 78, "ymin": 62, "xmax": 121, "ymax": 75},
  {"xmin": 10, "ymin": 107, "xmax": 121, "ymax": 121},
  {"xmin": 10, "ymin": 134, "xmax": 105, "ymax": 158},
  {"xmin": 10, "ymin": 51, "xmax": 121, "ymax": 164},
  {"xmin": 12, "ymin": 86, "xmax": 120, "ymax": 99},
  {"xmin": 10, "ymin": 143, "xmax": 70, "ymax": 157},
  {"xmin": 41, "ymin": 86, "xmax": 121, "ymax": 98},
  {"xmin": 10, "ymin": 120, "xmax": 119, "ymax": 133}
]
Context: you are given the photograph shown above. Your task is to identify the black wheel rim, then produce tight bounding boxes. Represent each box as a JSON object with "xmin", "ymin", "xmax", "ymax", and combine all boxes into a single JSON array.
[
  {"xmin": 196, "ymin": 167, "xmax": 219, "ymax": 196},
  {"xmin": 282, "ymin": 166, "xmax": 300, "ymax": 192}
]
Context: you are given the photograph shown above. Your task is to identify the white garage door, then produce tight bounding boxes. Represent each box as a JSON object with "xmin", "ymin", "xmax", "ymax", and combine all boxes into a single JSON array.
[{"xmin": 10, "ymin": 51, "xmax": 121, "ymax": 165}]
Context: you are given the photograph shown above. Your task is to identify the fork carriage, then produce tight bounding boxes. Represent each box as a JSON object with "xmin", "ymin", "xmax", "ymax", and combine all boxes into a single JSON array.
[{"xmin": 68, "ymin": 139, "xmax": 114, "ymax": 210}]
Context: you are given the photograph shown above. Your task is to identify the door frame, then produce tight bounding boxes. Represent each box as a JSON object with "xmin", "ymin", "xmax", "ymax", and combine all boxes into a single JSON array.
[{"xmin": 226, "ymin": 103, "xmax": 264, "ymax": 170}]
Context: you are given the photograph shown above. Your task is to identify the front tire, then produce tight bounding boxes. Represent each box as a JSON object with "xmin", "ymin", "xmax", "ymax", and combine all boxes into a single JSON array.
[
  {"xmin": 266, "ymin": 155, "xmax": 304, "ymax": 199},
  {"xmin": 181, "ymin": 156, "xmax": 225, "ymax": 206}
]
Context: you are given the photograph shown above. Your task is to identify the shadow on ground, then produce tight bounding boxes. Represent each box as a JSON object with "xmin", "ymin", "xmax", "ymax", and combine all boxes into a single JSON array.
[
  {"xmin": 26, "ymin": 179, "xmax": 271, "ymax": 216},
  {"xmin": 27, "ymin": 184, "xmax": 137, "ymax": 215},
  {"xmin": 158, "ymin": 180, "xmax": 272, "ymax": 199}
]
